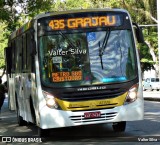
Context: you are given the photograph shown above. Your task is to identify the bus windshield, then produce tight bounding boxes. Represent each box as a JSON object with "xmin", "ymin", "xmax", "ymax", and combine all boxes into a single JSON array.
[{"xmin": 39, "ymin": 29, "xmax": 137, "ymax": 87}]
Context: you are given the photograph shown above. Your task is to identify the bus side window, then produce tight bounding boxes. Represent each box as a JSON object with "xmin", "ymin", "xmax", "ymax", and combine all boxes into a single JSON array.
[
  {"xmin": 26, "ymin": 32, "xmax": 33, "ymax": 73},
  {"xmin": 11, "ymin": 40, "xmax": 15, "ymax": 73},
  {"xmin": 22, "ymin": 34, "xmax": 27, "ymax": 72},
  {"xmin": 11, "ymin": 40, "xmax": 15, "ymax": 72},
  {"xmin": 5, "ymin": 46, "xmax": 12, "ymax": 76},
  {"xmin": 15, "ymin": 38, "xmax": 18, "ymax": 73},
  {"xmin": 15, "ymin": 36, "xmax": 23, "ymax": 73}
]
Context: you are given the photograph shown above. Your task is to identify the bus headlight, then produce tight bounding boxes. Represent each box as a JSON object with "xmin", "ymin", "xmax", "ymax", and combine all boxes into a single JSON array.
[
  {"xmin": 124, "ymin": 84, "xmax": 138, "ymax": 104},
  {"xmin": 43, "ymin": 91, "xmax": 58, "ymax": 109}
]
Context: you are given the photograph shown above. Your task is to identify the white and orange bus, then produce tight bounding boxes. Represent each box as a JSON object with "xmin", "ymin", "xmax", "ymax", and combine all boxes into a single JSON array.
[{"xmin": 5, "ymin": 8, "xmax": 144, "ymax": 136}]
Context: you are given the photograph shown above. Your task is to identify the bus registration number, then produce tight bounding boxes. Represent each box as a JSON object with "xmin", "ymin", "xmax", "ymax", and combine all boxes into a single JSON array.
[{"xmin": 84, "ymin": 111, "xmax": 101, "ymax": 119}]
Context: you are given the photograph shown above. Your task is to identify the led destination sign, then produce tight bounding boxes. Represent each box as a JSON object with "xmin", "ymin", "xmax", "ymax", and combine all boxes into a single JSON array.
[
  {"xmin": 48, "ymin": 15, "xmax": 122, "ymax": 30},
  {"xmin": 52, "ymin": 71, "xmax": 82, "ymax": 82}
]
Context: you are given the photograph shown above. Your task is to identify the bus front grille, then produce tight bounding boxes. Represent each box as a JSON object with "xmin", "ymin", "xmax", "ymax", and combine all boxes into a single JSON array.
[
  {"xmin": 69, "ymin": 112, "xmax": 117, "ymax": 124},
  {"xmin": 61, "ymin": 88, "xmax": 126, "ymax": 101}
]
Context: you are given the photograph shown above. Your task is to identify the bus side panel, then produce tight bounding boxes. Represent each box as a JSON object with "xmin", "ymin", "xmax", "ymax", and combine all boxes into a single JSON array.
[
  {"xmin": 21, "ymin": 73, "xmax": 33, "ymax": 122},
  {"xmin": 15, "ymin": 74, "xmax": 24, "ymax": 118},
  {"xmin": 31, "ymin": 72, "xmax": 40, "ymax": 125},
  {"xmin": 14, "ymin": 73, "xmax": 34, "ymax": 123},
  {"xmin": 8, "ymin": 75, "xmax": 16, "ymax": 110}
]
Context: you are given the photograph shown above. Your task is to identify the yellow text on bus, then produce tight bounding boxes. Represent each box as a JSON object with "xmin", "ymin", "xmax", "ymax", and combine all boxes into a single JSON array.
[
  {"xmin": 52, "ymin": 71, "xmax": 82, "ymax": 82},
  {"xmin": 49, "ymin": 16, "xmax": 116, "ymax": 30}
]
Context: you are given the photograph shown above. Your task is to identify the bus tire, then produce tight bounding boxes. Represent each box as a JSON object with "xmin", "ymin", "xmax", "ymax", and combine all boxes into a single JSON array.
[
  {"xmin": 38, "ymin": 127, "xmax": 50, "ymax": 137},
  {"xmin": 150, "ymin": 85, "xmax": 153, "ymax": 91},
  {"xmin": 143, "ymin": 86, "xmax": 146, "ymax": 91},
  {"xmin": 112, "ymin": 121, "xmax": 126, "ymax": 132},
  {"xmin": 15, "ymin": 96, "xmax": 27, "ymax": 126},
  {"xmin": 30, "ymin": 98, "xmax": 36, "ymax": 124}
]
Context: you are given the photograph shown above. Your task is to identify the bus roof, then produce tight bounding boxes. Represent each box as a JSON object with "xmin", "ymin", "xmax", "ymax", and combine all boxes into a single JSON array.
[
  {"xmin": 9, "ymin": 8, "xmax": 129, "ymax": 40},
  {"xmin": 10, "ymin": 20, "xmax": 33, "ymax": 40},
  {"xmin": 35, "ymin": 8, "xmax": 129, "ymax": 19}
]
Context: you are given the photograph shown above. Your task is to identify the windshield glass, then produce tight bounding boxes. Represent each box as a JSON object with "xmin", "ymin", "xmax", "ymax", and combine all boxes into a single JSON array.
[{"xmin": 39, "ymin": 30, "xmax": 137, "ymax": 87}]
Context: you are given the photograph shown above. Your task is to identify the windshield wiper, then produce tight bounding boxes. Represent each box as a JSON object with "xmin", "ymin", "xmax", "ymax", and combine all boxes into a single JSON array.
[
  {"xmin": 58, "ymin": 31, "xmax": 79, "ymax": 50},
  {"xmin": 99, "ymin": 29, "xmax": 111, "ymax": 69}
]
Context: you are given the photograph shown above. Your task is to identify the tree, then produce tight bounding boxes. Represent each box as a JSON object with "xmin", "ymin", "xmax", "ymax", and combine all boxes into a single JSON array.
[
  {"xmin": 0, "ymin": 22, "xmax": 8, "ymax": 68},
  {"xmin": 0, "ymin": 0, "xmax": 158, "ymax": 74},
  {"xmin": 117, "ymin": 0, "xmax": 158, "ymax": 75},
  {"xmin": 0, "ymin": 0, "xmax": 55, "ymax": 68}
]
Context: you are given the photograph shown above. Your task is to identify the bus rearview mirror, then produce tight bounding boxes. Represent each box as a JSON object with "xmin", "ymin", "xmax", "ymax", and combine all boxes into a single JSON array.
[{"xmin": 133, "ymin": 23, "xmax": 144, "ymax": 43}]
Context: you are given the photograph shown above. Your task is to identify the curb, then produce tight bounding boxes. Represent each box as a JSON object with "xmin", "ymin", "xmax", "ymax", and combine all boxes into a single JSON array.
[{"xmin": 144, "ymin": 97, "xmax": 160, "ymax": 102}]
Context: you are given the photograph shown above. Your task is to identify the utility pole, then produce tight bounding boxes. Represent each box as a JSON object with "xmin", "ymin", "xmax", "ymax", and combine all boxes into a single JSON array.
[{"xmin": 158, "ymin": 0, "xmax": 160, "ymax": 78}]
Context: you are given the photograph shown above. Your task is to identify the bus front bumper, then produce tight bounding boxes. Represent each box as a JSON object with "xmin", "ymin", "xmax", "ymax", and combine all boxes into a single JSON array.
[{"xmin": 39, "ymin": 98, "xmax": 144, "ymax": 129}]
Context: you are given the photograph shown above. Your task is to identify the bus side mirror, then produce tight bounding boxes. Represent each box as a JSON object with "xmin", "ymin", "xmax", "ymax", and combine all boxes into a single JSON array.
[{"xmin": 133, "ymin": 23, "xmax": 144, "ymax": 43}]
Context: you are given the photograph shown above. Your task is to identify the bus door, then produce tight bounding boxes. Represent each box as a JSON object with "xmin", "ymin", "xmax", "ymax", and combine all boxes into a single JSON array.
[{"xmin": 20, "ymin": 33, "xmax": 33, "ymax": 122}]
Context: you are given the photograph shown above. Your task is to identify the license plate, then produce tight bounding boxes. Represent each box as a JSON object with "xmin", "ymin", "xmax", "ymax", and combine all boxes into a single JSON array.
[{"xmin": 84, "ymin": 111, "xmax": 101, "ymax": 119}]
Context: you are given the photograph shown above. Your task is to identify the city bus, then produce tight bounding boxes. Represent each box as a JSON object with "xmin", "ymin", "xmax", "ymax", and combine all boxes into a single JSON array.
[{"xmin": 5, "ymin": 8, "xmax": 144, "ymax": 136}]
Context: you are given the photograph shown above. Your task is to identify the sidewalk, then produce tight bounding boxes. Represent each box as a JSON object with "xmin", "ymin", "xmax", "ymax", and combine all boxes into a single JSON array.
[
  {"xmin": 0, "ymin": 98, "xmax": 16, "ymax": 120},
  {"xmin": 143, "ymin": 91, "xmax": 160, "ymax": 101}
]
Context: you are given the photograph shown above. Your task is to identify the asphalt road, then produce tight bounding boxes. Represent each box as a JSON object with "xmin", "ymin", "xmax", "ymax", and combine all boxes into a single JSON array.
[{"xmin": 1, "ymin": 92, "xmax": 160, "ymax": 145}]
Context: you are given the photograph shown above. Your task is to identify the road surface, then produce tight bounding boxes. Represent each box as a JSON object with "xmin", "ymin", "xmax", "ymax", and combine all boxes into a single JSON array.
[{"xmin": 0, "ymin": 91, "xmax": 160, "ymax": 144}]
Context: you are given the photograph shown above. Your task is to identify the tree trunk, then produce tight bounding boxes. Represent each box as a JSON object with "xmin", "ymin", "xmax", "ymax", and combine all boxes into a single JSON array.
[{"xmin": 145, "ymin": 40, "xmax": 159, "ymax": 76}]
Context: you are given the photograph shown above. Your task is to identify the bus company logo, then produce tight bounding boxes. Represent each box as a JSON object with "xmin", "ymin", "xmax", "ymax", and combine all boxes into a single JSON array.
[
  {"xmin": 89, "ymin": 102, "xmax": 97, "ymax": 108},
  {"xmin": 2, "ymin": 137, "xmax": 12, "ymax": 143},
  {"xmin": 1, "ymin": 137, "xmax": 42, "ymax": 143},
  {"xmin": 77, "ymin": 86, "xmax": 106, "ymax": 91}
]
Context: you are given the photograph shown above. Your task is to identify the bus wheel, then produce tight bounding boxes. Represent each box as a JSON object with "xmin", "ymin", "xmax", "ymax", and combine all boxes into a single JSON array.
[
  {"xmin": 143, "ymin": 86, "xmax": 146, "ymax": 91},
  {"xmin": 38, "ymin": 127, "xmax": 50, "ymax": 137},
  {"xmin": 16, "ymin": 98, "xmax": 27, "ymax": 126},
  {"xmin": 150, "ymin": 86, "xmax": 153, "ymax": 91},
  {"xmin": 30, "ymin": 98, "xmax": 36, "ymax": 124},
  {"xmin": 112, "ymin": 121, "xmax": 126, "ymax": 132}
]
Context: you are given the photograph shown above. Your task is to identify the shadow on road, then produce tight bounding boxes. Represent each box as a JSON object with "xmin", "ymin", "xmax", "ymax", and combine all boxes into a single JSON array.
[
  {"xmin": 1, "ymin": 98, "xmax": 160, "ymax": 144},
  {"xmin": 0, "ymin": 98, "xmax": 132, "ymax": 142}
]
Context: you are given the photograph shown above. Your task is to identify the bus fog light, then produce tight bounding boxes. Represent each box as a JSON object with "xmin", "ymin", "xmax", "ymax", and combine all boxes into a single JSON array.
[{"xmin": 124, "ymin": 84, "xmax": 138, "ymax": 105}]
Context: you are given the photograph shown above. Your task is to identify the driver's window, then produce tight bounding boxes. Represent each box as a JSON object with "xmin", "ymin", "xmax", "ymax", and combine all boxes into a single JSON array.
[{"xmin": 146, "ymin": 78, "xmax": 150, "ymax": 83}]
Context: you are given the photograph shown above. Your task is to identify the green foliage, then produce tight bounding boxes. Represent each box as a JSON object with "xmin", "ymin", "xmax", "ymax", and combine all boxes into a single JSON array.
[
  {"xmin": 0, "ymin": 22, "xmax": 8, "ymax": 68},
  {"xmin": 27, "ymin": 0, "xmax": 55, "ymax": 17},
  {"xmin": 0, "ymin": 0, "xmax": 158, "ymax": 73},
  {"xmin": 0, "ymin": 1, "xmax": 10, "ymax": 22},
  {"xmin": 145, "ymin": 31, "xmax": 158, "ymax": 55},
  {"xmin": 139, "ymin": 28, "xmax": 158, "ymax": 72},
  {"xmin": 64, "ymin": 0, "xmax": 90, "ymax": 9},
  {"xmin": 138, "ymin": 43, "xmax": 154, "ymax": 72}
]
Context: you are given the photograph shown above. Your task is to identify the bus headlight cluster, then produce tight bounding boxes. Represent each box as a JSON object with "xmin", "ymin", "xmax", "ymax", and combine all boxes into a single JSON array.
[
  {"xmin": 124, "ymin": 84, "xmax": 138, "ymax": 104},
  {"xmin": 43, "ymin": 91, "xmax": 59, "ymax": 109}
]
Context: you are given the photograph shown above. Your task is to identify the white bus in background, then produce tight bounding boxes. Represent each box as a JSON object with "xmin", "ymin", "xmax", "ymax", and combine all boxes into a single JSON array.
[{"xmin": 143, "ymin": 78, "xmax": 160, "ymax": 91}]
